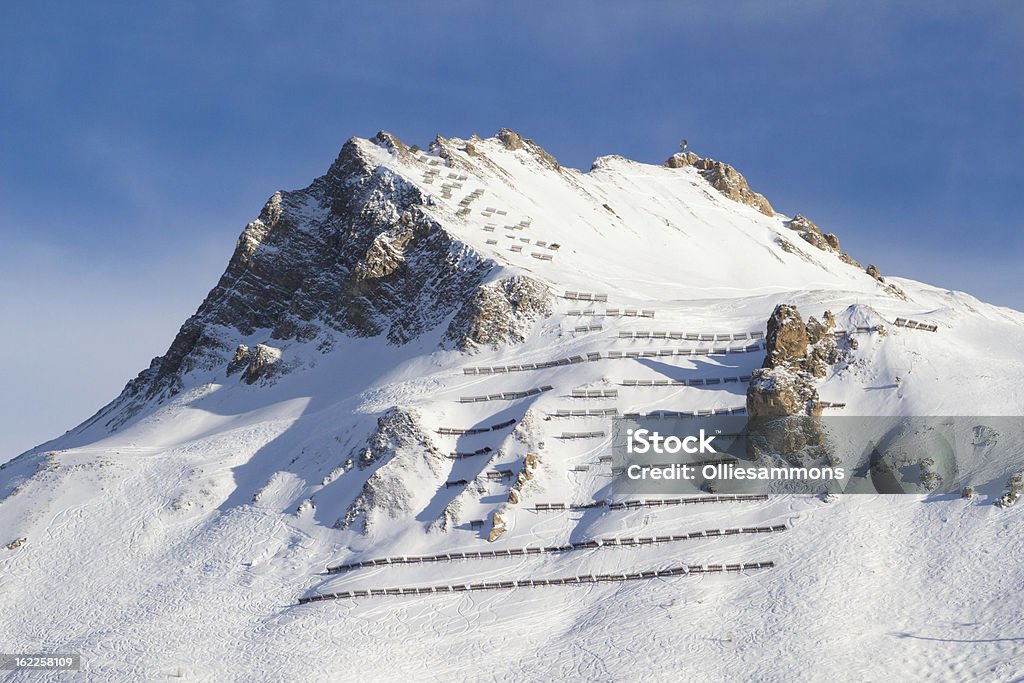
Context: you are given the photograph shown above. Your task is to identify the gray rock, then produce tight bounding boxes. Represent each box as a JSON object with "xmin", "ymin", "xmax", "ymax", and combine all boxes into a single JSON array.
[
  {"xmin": 444, "ymin": 275, "xmax": 553, "ymax": 351},
  {"xmin": 85, "ymin": 135, "xmax": 494, "ymax": 429}
]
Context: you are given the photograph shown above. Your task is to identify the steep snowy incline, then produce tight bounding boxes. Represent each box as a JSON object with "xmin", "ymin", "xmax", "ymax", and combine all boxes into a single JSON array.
[{"xmin": 2, "ymin": 130, "xmax": 1023, "ymax": 681}]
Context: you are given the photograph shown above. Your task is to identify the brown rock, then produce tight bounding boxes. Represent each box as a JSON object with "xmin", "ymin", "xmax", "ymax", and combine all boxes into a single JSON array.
[
  {"xmin": 747, "ymin": 304, "xmax": 843, "ymax": 418},
  {"xmin": 372, "ymin": 130, "xmax": 410, "ymax": 156},
  {"xmin": 488, "ymin": 511, "xmax": 507, "ymax": 542},
  {"xmin": 747, "ymin": 368, "xmax": 822, "ymax": 417},
  {"xmin": 497, "ymin": 129, "xmax": 525, "ymax": 151},
  {"xmin": 764, "ymin": 304, "xmax": 809, "ymax": 368},
  {"xmin": 664, "ymin": 152, "xmax": 773, "ymax": 215},
  {"xmin": 664, "ymin": 151, "xmax": 700, "ymax": 168},
  {"xmin": 496, "ymin": 129, "xmax": 561, "ymax": 170}
]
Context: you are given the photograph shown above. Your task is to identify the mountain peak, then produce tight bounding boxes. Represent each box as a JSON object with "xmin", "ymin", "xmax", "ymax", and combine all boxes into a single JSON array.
[{"xmin": 49, "ymin": 129, "xmax": 938, "ymax": 444}]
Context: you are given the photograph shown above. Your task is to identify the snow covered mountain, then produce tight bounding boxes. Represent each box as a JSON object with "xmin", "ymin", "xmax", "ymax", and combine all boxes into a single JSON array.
[{"xmin": 3, "ymin": 130, "xmax": 1023, "ymax": 681}]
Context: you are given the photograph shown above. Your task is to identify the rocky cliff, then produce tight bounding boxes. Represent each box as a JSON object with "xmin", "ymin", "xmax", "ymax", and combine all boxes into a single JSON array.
[{"xmin": 81, "ymin": 132, "xmax": 510, "ymax": 430}]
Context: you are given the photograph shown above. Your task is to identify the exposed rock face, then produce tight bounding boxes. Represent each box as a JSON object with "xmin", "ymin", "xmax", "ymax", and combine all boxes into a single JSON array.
[
  {"xmin": 497, "ymin": 129, "xmax": 525, "ymax": 151},
  {"xmin": 746, "ymin": 304, "xmax": 842, "ymax": 461},
  {"xmin": 804, "ymin": 316, "xmax": 840, "ymax": 378},
  {"xmin": 747, "ymin": 304, "xmax": 841, "ymax": 418},
  {"xmin": 781, "ymin": 216, "xmax": 905, "ymax": 298},
  {"xmin": 354, "ymin": 407, "xmax": 439, "ymax": 470},
  {"xmin": 5, "ymin": 537, "xmax": 27, "ymax": 551},
  {"xmin": 665, "ymin": 151, "xmax": 773, "ymax": 216},
  {"xmin": 443, "ymin": 275, "xmax": 553, "ymax": 350},
  {"xmin": 764, "ymin": 304, "xmax": 810, "ymax": 369},
  {"xmin": 496, "ymin": 129, "xmax": 561, "ymax": 170},
  {"xmin": 995, "ymin": 472, "xmax": 1024, "ymax": 509},
  {"xmin": 86, "ymin": 133, "xmax": 495, "ymax": 429},
  {"xmin": 863, "ymin": 263, "xmax": 907, "ymax": 299},
  {"xmin": 784, "ymin": 214, "xmax": 862, "ymax": 267},
  {"xmin": 339, "ymin": 407, "xmax": 444, "ymax": 532},
  {"xmin": 371, "ymin": 130, "xmax": 411, "ymax": 158},
  {"xmin": 227, "ymin": 344, "xmax": 249, "ymax": 376},
  {"xmin": 747, "ymin": 368, "xmax": 821, "ymax": 418},
  {"xmin": 241, "ymin": 344, "xmax": 282, "ymax": 385},
  {"xmin": 488, "ymin": 510, "xmax": 507, "ymax": 542},
  {"xmin": 508, "ymin": 452, "xmax": 540, "ymax": 504}
]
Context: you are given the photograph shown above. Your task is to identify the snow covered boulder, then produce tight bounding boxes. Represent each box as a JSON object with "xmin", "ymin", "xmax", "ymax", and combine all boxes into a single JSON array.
[{"xmin": 995, "ymin": 472, "xmax": 1024, "ymax": 509}]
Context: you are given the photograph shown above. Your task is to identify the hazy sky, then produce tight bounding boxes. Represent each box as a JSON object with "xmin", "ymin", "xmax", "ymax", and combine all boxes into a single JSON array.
[{"xmin": 1, "ymin": 1, "xmax": 1021, "ymax": 460}]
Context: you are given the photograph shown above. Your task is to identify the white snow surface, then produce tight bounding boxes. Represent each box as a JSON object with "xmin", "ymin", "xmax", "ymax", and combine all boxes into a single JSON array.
[{"xmin": 2, "ymin": 134, "xmax": 1024, "ymax": 682}]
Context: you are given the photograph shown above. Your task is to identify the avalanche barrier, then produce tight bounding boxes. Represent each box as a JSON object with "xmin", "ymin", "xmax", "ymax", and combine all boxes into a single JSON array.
[
  {"xmin": 325, "ymin": 525, "xmax": 787, "ymax": 574},
  {"xmin": 532, "ymin": 494, "xmax": 769, "ymax": 512},
  {"xmin": 300, "ymin": 562, "xmax": 775, "ymax": 603}
]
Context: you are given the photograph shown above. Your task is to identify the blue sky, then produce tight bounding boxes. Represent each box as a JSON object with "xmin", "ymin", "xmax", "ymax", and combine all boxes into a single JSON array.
[{"xmin": 1, "ymin": 1, "xmax": 1021, "ymax": 459}]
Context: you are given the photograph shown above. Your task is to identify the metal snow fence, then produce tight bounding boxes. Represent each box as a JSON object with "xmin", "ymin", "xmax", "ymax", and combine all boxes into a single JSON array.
[
  {"xmin": 449, "ymin": 446, "xmax": 493, "ymax": 459},
  {"xmin": 306, "ymin": 561, "xmax": 776, "ymax": 601},
  {"xmin": 571, "ymin": 389, "xmax": 618, "ymax": 398},
  {"xmin": 894, "ymin": 318, "xmax": 938, "ymax": 332}
]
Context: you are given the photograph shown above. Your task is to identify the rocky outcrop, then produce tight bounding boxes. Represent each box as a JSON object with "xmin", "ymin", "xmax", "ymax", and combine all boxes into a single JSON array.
[
  {"xmin": 497, "ymin": 129, "xmax": 561, "ymax": 170},
  {"xmin": 803, "ymin": 316, "xmax": 840, "ymax": 378},
  {"xmin": 227, "ymin": 344, "xmax": 250, "ymax": 375},
  {"xmin": 863, "ymin": 264, "xmax": 907, "ymax": 299},
  {"xmin": 354, "ymin": 407, "xmax": 440, "ymax": 470},
  {"xmin": 226, "ymin": 343, "xmax": 285, "ymax": 385},
  {"xmin": 241, "ymin": 344, "xmax": 282, "ymax": 385},
  {"xmin": 488, "ymin": 510, "xmax": 507, "ymax": 542},
  {"xmin": 665, "ymin": 151, "xmax": 773, "ymax": 216},
  {"xmin": 507, "ymin": 452, "xmax": 540, "ymax": 504},
  {"xmin": 763, "ymin": 304, "xmax": 810, "ymax": 369},
  {"xmin": 747, "ymin": 368, "xmax": 820, "ymax": 417},
  {"xmin": 443, "ymin": 275, "xmax": 553, "ymax": 351},
  {"xmin": 338, "ymin": 407, "xmax": 445, "ymax": 533},
  {"xmin": 747, "ymin": 304, "xmax": 841, "ymax": 418},
  {"xmin": 746, "ymin": 304, "xmax": 847, "ymax": 461},
  {"xmin": 784, "ymin": 214, "xmax": 862, "ymax": 267},
  {"xmin": 5, "ymin": 537, "xmax": 26, "ymax": 551},
  {"xmin": 995, "ymin": 472, "xmax": 1024, "ymax": 509},
  {"xmin": 371, "ymin": 130, "xmax": 411, "ymax": 159}
]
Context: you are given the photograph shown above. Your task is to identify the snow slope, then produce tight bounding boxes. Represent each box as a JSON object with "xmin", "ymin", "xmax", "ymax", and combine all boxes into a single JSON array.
[{"xmin": 2, "ymin": 131, "xmax": 1023, "ymax": 682}]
